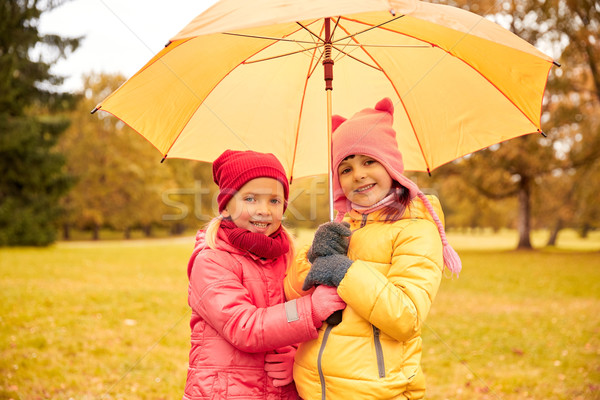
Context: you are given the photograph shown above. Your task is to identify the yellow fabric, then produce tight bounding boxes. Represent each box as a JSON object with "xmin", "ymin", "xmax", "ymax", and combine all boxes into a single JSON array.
[
  {"xmin": 97, "ymin": 0, "xmax": 554, "ymax": 177},
  {"xmin": 285, "ymin": 195, "xmax": 445, "ymax": 399}
]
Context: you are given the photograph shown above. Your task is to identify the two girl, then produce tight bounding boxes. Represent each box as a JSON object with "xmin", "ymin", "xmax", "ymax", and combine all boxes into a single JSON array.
[
  {"xmin": 285, "ymin": 98, "xmax": 462, "ymax": 399},
  {"xmin": 184, "ymin": 97, "xmax": 461, "ymax": 399}
]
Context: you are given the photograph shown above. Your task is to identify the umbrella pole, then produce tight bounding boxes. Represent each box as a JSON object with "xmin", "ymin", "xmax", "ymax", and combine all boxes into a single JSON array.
[
  {"xmin": 326, "ymin": 90, "xmax": 334, "ymax": 222},
  {"xmin": 324, "ymin": 18, "xmax": 335, "ymax": 222},
  {"xmin": 324, "ymin": 18, "xmax": 344, "ymax": 326}
]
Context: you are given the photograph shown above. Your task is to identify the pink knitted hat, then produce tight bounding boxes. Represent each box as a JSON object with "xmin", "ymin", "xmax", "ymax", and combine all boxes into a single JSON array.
[{"xmin": 331, "ymin": 98, "xmax": 461, "ymax": 276}]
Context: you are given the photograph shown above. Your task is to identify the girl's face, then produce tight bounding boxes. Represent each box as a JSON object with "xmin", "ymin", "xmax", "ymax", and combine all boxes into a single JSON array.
[
  {"xmin": 338, "ymin": 154, "xmax": 393, "ymax": 207},
  {"xmin": 222, "ymin": 177, "xmax": 285, "ymax": 236}
]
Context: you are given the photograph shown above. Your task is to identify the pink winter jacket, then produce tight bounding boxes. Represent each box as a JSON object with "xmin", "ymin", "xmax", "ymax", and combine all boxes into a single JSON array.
[{"xmin": 183, "ymin": 229, "xmax": 318, "ymax": 400}]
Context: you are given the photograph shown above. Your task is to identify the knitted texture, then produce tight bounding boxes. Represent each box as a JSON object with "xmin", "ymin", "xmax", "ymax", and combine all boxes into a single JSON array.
[
  {"xmin": 417, "ymin": 193, "xmax": 462, "ymax": 276},
  {"xmin": 303, "ymin": 254, "xmax": 354, "ymax": 290},
  {"xmin": 212, "ymin": 149, "xmax": 289, "ymax": 212},
  {"xmin": 306, "ymin": 222, "xmax": 351, "ymax": 263},
  {"xmin": 220, "ymin": 219, "xmax": 289, "ymax": 259}
]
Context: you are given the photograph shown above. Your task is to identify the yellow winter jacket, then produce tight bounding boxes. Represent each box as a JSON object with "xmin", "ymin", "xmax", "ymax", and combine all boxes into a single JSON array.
[{"xmin": 285, "ymin": 195, "xmax": 445, "ymax": 400}]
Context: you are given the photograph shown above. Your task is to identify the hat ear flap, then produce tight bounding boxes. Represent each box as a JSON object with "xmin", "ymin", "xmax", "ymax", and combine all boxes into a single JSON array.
[
  {"xmin": 332, "ymin": 115, "xmax": 347, "ymax": 132},
  {"xmin": 374, "ymin": 97, "xmax": 394, "ymax": 117}
]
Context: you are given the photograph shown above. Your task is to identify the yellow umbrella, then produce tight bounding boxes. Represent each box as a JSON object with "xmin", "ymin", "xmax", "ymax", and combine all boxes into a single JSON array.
[{"xmin": 94, "ymin": 0, "xmax": 556, "ymax": 218}]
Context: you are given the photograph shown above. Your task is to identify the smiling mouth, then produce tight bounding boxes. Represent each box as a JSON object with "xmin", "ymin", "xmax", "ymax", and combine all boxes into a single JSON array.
[
  {"xmin": 356, "ymin": 184, "xmax": 375, "ymax": 193},
  {"xmin": 250, "ymin": 221, "xmax": 270, "ymax": 228}
]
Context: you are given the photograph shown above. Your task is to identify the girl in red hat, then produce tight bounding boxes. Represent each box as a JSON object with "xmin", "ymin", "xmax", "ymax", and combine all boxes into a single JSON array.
[
  {"xmin": 184, "ymin": 150, "xmax": 346, "ymax": 400},
  {"xmin": 285, "ymin": 98, "xmax": 461, "ymax": 400}
]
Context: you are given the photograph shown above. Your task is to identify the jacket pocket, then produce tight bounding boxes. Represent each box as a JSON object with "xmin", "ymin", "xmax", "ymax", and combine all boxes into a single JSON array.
[
  {"xmin": 184, "ymin": 368, "xmax": 218, "ymax": 400},
  {"xmin": 405, "ymin": 367, "xmax": 425, "ymax": 399}
]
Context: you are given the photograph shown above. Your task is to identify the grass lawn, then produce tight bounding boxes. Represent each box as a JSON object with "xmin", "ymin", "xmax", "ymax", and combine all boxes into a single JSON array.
[{"xmin": 1, "ymin": 231, "xmax": 599, "ymax": 399}]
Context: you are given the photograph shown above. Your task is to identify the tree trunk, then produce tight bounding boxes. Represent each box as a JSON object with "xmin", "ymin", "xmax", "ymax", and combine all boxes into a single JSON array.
[
  {"xmin": 62, "ymin": 223, "xmax": 70, "ymax": 240},
  {"xmin": 579, "ymin": 223, "xmax": 590, "ymax": 239},
  {"xmin": 546, "ymin": 218, "xmax": 563, "ymax": 247},
  {"xmin": 171, "ymin": 223, "xmax": 186, "ymax": 235},
  {"xmin": 124, "ymin": 227, "xmax": 131, "ymax": 240},
  {"xmin": 143, "ymin": 224, "xmax": 152, "ymax": 237},
  {"xmin": 92, "ymin": 224, "xmax": 100, "ymax": 241},
  {"xmin": 517, "ymin": 177, "xmax": 533, "ymax": 249}
]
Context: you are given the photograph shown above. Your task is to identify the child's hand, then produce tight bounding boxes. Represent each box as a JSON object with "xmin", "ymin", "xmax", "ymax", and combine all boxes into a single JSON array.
[
  {"xmin": 264, "ymin": 346, "xmax": 296, "ymax": 387},
  {"xmin": 310, "ymin": 285, "xmax": 346, "ymax": 327},
  {"xmin": 307, "ymin": 222, "xmax": 352, "ymax": 263},
  {"xmin": 302, "ymin": 254, "xmax": 354, "ymax": 290}
]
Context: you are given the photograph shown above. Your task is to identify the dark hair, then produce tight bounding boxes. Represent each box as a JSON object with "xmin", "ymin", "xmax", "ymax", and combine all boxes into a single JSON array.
[{"xmin": 379, "ymin": 182, "xmax": 411, "ymax": 223}]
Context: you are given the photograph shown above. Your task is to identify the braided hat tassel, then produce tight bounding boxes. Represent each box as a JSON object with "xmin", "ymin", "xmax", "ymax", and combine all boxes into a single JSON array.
[{"xmin": 417, "ymin": 192, "xmax": 462, "ymax": 277}]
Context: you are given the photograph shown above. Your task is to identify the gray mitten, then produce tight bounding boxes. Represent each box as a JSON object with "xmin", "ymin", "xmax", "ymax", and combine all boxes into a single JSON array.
[
  {"xmin": 302, "ymin": 254, "xmax": 354, "ymax": 290},
  {"xmin": 306, "ymin": 222, "xmax": 351, "ymax": 263}
]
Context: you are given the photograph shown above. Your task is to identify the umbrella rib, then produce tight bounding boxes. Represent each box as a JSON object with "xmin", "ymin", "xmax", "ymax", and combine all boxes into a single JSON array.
[
  {"xmin": 335, "ymin": 43, "xmax": 430, "ymax": 48},
  {"xmin": 243, "ymin": 45, "xmax": 324, "ymax": 64},
  {"xmin": 308, "ymin": 50, "xmax": 325, "ymax": 79},
  {"xmin": 330, "ymin": 20, "xmax": 377, "ymax": 67},
  {"xmin": 296, "ymin": 17, "xmax": 341, "ymax": 43},
  {"xmin": 228, "ymin": 21, "xmax": 327, "ymax": 64},
  {"xmin": 289, "ymin": 47, "xmax": 321, "ymax": 181},
  {"xmin": 305, "ymin": 22, "xmax": 326, "ymax": 80},
  {"xmin": 331, "ymin": 45, "xmax": 382, "ymax": 71},
  {"xmin": 332, "ymin": 14, "xmax": 405, "ymax": 44},
  {"xmin": 329, "ymin": 20, "xmax": 426, "ymax": 68},
  {"xmin": 296, "ymin": 22, "xmax": 325, "ymax": 43},
  {"xmin": 222, "ymin": 32, "xmax": 317, "ymax": 45},
  {"xmin": 330, "ymin": 16, "xmax": 341, "ymax": 40},
  {"xmin": 290, "ymin": 21, "xmax": 331, "ymax": 179}
]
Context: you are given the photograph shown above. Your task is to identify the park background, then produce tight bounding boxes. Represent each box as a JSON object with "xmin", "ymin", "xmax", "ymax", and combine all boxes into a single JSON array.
[{"xmin": 1, "ymin": 0, "xmax": 599, "ymax": 399}]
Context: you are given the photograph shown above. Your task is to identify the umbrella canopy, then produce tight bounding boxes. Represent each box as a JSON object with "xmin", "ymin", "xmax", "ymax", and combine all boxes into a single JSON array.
[{"xmin": 95, "ymin": 0, "xmax": 555, "ymax": 179}]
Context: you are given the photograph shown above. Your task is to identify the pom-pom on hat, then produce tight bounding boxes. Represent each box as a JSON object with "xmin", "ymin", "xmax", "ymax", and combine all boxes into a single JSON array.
[
  {"xmin": 212, "ymin": 150, "xmax": 289, "ymax": 213},
  {"xmin": 331, "ymin": 98, "xmax": 461, "ymax": 276}
]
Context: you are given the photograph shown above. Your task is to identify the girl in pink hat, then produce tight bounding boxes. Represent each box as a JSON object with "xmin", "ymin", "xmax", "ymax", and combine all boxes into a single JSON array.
[
  {"xmin": 184, "ymin": 150, "xmax": 346, "ymax": 400},
  {"xmin": 285, "ymin": 98, "xmax": 461, "ymax": 400}
]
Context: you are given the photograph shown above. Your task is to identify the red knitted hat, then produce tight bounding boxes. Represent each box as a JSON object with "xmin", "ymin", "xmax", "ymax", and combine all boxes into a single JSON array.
[{"xmin": 212, "ymin": 150, "xmax": 289, "ymax": 212}]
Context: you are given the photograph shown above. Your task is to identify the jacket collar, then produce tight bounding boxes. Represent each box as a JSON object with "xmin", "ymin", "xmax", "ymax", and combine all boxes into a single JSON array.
[{"xmin": 347, "ymin": 195, "xmax": 443, "ymax": 225}]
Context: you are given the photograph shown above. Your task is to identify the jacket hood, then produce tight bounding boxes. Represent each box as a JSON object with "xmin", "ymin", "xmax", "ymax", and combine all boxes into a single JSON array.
[{"xmin": 187, "ymin": 229, "xmax": 208, "ymax": 279}]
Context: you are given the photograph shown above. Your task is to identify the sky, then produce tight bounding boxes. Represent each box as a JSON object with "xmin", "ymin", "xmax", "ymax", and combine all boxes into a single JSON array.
[{"xmin": 38, "ymin": 0, "xmax": 219, "ymax": 92}]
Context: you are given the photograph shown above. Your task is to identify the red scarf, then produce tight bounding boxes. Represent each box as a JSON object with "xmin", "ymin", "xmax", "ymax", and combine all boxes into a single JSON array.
[{"xmin": 220, "ymin": 219, "xmax": 290, "ymax": 260}]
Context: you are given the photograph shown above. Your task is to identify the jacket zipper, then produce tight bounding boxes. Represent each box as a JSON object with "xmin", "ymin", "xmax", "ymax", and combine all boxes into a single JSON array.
[
  {"xmin": 360, "ymin": 213, "xmax": 368, "ymax": 228},
  {"xmin": 317, "ymin": 324, "xmax": 334, "ymax": 400},
  {"xmin": 359, "ymin": 214, "xmax": 385, "ymax": 378},
  {"xmin": 373, "ymin": 325, "xmax": 386, "ymax": 378}
]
